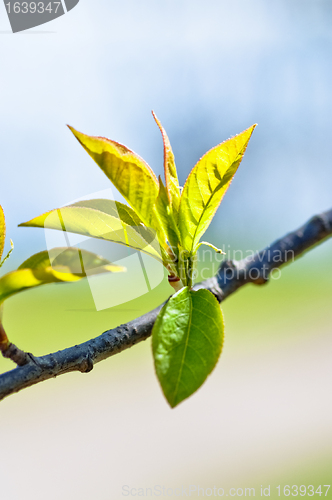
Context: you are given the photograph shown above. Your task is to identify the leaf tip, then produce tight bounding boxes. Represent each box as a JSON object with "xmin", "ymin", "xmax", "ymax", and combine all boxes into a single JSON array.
[
  {"xmin": 168, "ymin": 400, "xmax": 178, "ymax": 409},
  {"xmin": 67, "ymin": 124, "xmax": 80, "ymax": 138},
  {"xmin": 67, "ymin": 125, "xmax": 85, "ymax": 145},
  {"xmin": 151, "ymin": 110, "xmax": 162, "ymax": 131},
  {"xmin": 18, "ymin": 220, "xmax": 33, "ymax": 228}
]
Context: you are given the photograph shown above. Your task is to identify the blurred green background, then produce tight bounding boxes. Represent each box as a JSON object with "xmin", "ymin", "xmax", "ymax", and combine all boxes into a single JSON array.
[
  {"xmin": 1, "ymin": 242, "xmax": 331, "ymax": 499},
  {"xmin": 0, "ymin": 0, "xmax": 331, "ymax": 498}
]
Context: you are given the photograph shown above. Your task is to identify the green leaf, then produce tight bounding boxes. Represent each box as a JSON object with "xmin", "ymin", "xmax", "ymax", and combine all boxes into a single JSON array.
[
  {"xmin": 0, "ymin": 207, "xmax": 14, "ymax": 269},
  {"xmin": 0, "ymin": 247, "xmax": 124, "ymax": 305},
  {"xmin": 152, "ymin": 287, "xmax": 224, "ymax": 408},
  {"xmin": 68, "ymin": 126, "xmax": 161, "ymax": 231},
  {"xmin": 0, "ymin": 205, "xmax": 5, "ymax": 262},
  {"xmin": 155, "ymin": 177, "xmax": 180, "ymax": 252},
  {"xmin": 19, "ymin": 199, "xmax": 163, "ymax": 263},
  {"xmin": 0, "ymin": 239, "xmax": 14, "ymax": 269},
  {"xmin": 152, "ymin": 112, "xmax": 181, "ymax": 213},
  {"xmin": 18, "ymin": 246, "xmax": 123, "ymax": 273},
  {"xmin": 178, "ymin": 125, "xmax": 257, "ymax": 253}
]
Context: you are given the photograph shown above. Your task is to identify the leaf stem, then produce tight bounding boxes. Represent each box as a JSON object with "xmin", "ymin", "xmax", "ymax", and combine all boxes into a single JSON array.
[{"xmin": 0, "ymin": 321, "xmax": 9, "ymax": 350}]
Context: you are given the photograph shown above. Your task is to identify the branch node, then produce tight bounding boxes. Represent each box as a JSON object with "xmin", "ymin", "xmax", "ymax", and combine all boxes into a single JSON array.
[
  {"xmin": 79, "ymin": 356, "xmax": 94, "ymax": 373},
  {"xmin": 248, "ymin": 263, "xmax": 270, "ymax": 285}
]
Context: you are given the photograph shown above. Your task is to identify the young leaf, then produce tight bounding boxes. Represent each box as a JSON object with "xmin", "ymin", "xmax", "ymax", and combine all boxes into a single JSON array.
[
  {"xmin": 0, "ymin": 239, "xmax": 14, "ymax": 269},
  {"xmin": 155, "ymin": 177, "xmax": 180, "ymax": 251},
  {"xmin": 68, "ymin": 126, "xmax": 161, "ymax": 230},
  {"xmin": 0, "ymin": 247, "xmax": 124, "ymax": 305},
  {"xmin": 0, "ymin": 207, "xmax": 14, "ymax": 269},
  {"xmin": 152, "ymin": 287, "xmax": 224, "ymax": 408},
  {"xmin": 19, "ymin": 200, "xmax": 163, "ymax": 263},
  {"xmin": 152, "ymin": 112, "xmax": 181, "ymax": 212},
  {"xmin": 18, "ymin": 246, "xmax": 123, "ymax": 273},
  {"xmin": 178, "ymin": 125, "xmax": 257, "ymax": 253},
  {"xmin": 0, "ymin": 205, "xmax": 5, "ymax": 262}
]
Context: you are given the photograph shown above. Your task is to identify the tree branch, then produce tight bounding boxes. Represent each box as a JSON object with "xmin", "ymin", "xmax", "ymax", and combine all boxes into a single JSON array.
[{"xmin": 1, "ymin": 208, "xmax": 331, "ymax": 402}]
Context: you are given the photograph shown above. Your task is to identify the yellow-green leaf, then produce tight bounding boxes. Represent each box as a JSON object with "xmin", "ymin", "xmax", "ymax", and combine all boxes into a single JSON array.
[
  {"xmin": 18, "ymin": 246, "xmax": 123, "ymax": 273},
  {"xmin": 0, "ymin": 239, "xmax": 14, "ymax": 269},
  {"xmin": 19, "ymin": 200, "xmax": 162, "ymax": 263},
  {"xmin": 155, "ymin": 177, "xmax": 180, "ymax": 252},
  {"xmin": 152, "ymin": 112, "xmax": 181, "ymax": 213},
  {"xmin": 68, "ymin": 126, "xmax": 161, "ymax": 230},
  {"xmin": 0, "ymin": 247, "xmax": 124, "ymax": 305},
  {"xmin": 0, "ymin": 205, "xmax": 5, "ymax": 262},
  {"xmin": 178, "ymin": 124, "xmax": 257, "ymax": 253}
]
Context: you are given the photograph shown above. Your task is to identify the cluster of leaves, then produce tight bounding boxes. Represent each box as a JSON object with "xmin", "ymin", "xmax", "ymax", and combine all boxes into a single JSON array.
[
  {"xmin": 20, "ymin": 113, "xmax": 256, "ymax": 407},
  {"xmin": 0, "ymin": 205, "xmax": 124, "ymax": 350}
]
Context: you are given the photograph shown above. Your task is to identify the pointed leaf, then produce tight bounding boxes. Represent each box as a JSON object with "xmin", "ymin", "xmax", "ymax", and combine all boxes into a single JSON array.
[
  {"xmin": 155, "ymin": 177, "xmax": 180, "ymax": 252},
  {"xmin": 0, "ymin": 205, "xmax": 5, "ymax": 262},
  {"xmin": 18, "ymin": 247, "xmax": 123, "ymax": 273},
  {"xmin": 178, "ymin": 125, "xmax": 257, "ymax": 253},
  {"xmin": 152, "ymin": 287, "xmax": 224, "ymax": 408},
  {"xmin": 68, "ymin": 199, "xmax": 162, "ymax": 258},
  {"xmin": 0, "ymin": 247, "xmax": 124, "ymax": 305},
  {"xmin": 152, "ymin": 112, "xmax": 181, "ymax": 212},
  {"xmin": 0, "ymin": 267, "xmax": 78, "ymax": 305},
  {"xmin": 0, "ymin": 239, "xmax": 14, "ymax": 269},
  {"xmin": 68, "ymin": 126, "xmax": 161, "ymax": 230},
  {"xmin": 19, "ymin": 200, "xmax": 162, "ymax": 263}
]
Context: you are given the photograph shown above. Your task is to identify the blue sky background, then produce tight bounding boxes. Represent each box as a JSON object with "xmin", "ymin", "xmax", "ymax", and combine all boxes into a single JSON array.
[{"xmin": 1, "ymin": 0, "xmax": 332, "ymax": 267}]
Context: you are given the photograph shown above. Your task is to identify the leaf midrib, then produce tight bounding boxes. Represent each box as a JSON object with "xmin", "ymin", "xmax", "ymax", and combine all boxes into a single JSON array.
[
  {"xmin": 187, "ymin": 151, "xmax": 244, "ymax": 254},
  {"xmin": 188, "ymin": 174, "xmax": 226, "ymax": 254},
  {"xmin": 171, "ymin": 291, "xmax": 193, "ymax": 406}
]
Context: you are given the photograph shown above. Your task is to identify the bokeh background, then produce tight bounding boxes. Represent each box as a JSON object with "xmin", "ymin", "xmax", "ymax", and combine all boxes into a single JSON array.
[{"xmin": 0, "ymin": 1, "xmax": 331, "ymax": 498}]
